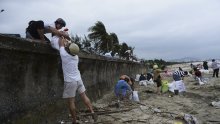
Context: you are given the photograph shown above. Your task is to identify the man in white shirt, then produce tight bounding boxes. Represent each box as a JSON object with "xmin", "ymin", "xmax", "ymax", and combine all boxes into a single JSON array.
[
  {"xmin": 26, "ymin": 18, "xmax": 70, "ymax": 44},
  {"xmin": 211, "ymin": 59, "xmax": 219, "ymax": 78},
  {"xmin": 59, "ymin": 38, "xmax": 97, "ymax": 124}
]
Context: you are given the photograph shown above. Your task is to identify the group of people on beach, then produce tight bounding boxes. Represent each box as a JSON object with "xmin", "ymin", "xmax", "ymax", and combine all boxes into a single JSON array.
[
  {"xmin": 25, "ymin": 18, "xmax": 220, "ymax": 124},
  {"xmin": 114, "ymin": 64, "xmax": 188, "ymax": 101},
  {"xmin": 25, "ymin": 18, "xmax": 97, "ymax": 124},
  {"xmin": 191, "ymin": 59, "xmax": 219, "ymax": 84},
  {"xmin": 115, "ymin": 59, "xmax": 220, "ymax": 101}
]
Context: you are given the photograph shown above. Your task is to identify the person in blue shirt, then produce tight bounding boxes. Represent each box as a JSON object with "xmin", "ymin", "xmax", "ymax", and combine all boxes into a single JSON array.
[{"xmin": 114, "ymin": 77, "xmax": 132, "ymax": 100}]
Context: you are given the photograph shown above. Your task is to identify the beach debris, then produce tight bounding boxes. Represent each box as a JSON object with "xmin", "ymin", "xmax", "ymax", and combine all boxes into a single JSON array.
[
  {"xmin": 161, "ymin": 80, "xmax": 169, "ymax": 93},
  {"xmin": 135, "ymin": 74, "xmax": 140, "ymax": 81},
  {"xmin": 175, "ymin": 113, "xmax": 198, "ymax": 124},
  {"xmin": 139, "ymin": 80, "xmax": 147, "ymax": 86},
  {"xmin": 58, "ymin": 120, "xmax": 65, "ymax": 124},
  {"xmin": 199, "ymin": 69, "xmax": 209, "ymax": 74},
  {"xmin": 153, "ymin": 108, "xmax": 161, "ymax": 113},
  {"xmin": 79, "ymin": 108, "xmax": 133, "ymax": 117},
  {"xmin": 211, "ymin": 101, "xmax": 220, "ymax": 108},
  {"xmin": 207, "ymin": 120, "xmax": 220, "ymax": 123},
  {"xmin": 174, "ymin": 120, "xmax": 184, "ymax": 124},
  {"xmin": 115, "ymin": 100, "xmax": 120, "ymax": 108},
  {"xmin": 168, "ymin": 95, "xmax": 173, "ymax": 97},
  {"xmin": 139, "ymin": 79, "xmax": 154, "ymax": 86},
  {"xmin": 132, "ymin": 91, "xmax": 140, "ymax": 102},
  {"xmin": 123, "ymin": 119, "xmax": 148, "ymax": 123},
  {"xmin": 183, "ymin": 114, "xmax": 198, "ymax": 124},
  {"xmin": 144, "ymin": 89, "xmax": 154, "ymax": 93},
  {"xmin": 168, "ymin": 80, "xmax": 186, "ymax": 93}
]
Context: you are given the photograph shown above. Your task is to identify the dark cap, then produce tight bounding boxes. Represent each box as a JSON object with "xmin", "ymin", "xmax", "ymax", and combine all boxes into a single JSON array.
[{"xmin": 55, "ymin": 18, "xmax": 66, "ymax": 27}]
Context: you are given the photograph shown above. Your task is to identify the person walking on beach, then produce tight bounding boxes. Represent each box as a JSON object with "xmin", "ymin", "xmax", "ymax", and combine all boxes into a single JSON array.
[
  {"xmin": 59, "ymin": 38, "xmax": 97, "ymax": 124},
  {"xmin": 203, "ymin": 61, "xmax": 208, "ymax": 70},
  {"xmin": 153, "ymin": 65, "xmax": 164, "ymax": 94},
  {"xmin": 211, "ymin": 59, "xmax": 219, "ymax": 78}
]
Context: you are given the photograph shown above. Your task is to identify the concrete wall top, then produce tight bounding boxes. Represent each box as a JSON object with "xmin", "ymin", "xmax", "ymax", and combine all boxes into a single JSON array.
[{"xmin": 0, "ymin": 34, "xmax": 141, "ymax": 64}]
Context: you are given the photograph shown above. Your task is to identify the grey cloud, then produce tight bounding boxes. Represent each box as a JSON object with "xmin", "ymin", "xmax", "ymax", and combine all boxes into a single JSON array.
[{"xmin": 0, "ymin": 0, "xmax": 220, "ymax": 60}]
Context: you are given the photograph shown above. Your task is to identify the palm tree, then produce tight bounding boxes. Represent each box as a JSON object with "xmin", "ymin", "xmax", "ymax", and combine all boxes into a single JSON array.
[
  {"xmin": 109, "ymin": 33, "xmax": 119, "ymax": 56},
  {"xmin": 111, "ymin": 43, "xmax": 121, "ymax": 57},
  {"xmin": 110, "ymin": 33, "xmax": 119, "ymax": 45},
  {"xmin": 119, "ymin": 42, "xmax": 129, "ymax": 59},
  {"xmin": 100, "ymin": 32, "xmax": 119, "ymax": 54},
  {"xmin": 88, "ymin": 21, "xmax": 136, "ymax": 59},
  {"xmin": 88, "ymin": 21, "xmax": 108, "ymax": 53},
  {"xmin": 82, "ymin": 35, "xmax": 91, "ymax": 48},
  {"xmin": 88, "ymin": 21, "xmax": 119, "ymax": 54},
  {"xmin": 71, "ymin": 34, "xmax": 82, "ymax": 49},
  {"xmin": 128, "ymin": 46, "xmax": 135, "ymax": 60},
  {"xmin": 88, "ymin": 21, "xmax": 107, "ymax": 40},
  {"xmin": 99, "ymin": 34, "xmax": 113, "ymax": 54}
]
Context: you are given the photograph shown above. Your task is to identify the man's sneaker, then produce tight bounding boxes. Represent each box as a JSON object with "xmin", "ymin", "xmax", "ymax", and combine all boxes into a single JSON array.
[{"xmin": 91, "ymin": 113, "xmax": 98, "ymax": 122}]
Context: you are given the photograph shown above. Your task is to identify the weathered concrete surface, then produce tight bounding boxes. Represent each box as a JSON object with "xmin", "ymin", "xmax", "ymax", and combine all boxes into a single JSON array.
[{"xmin": 0, "ymin": 35, "xmax": 145, "ymax": 123}]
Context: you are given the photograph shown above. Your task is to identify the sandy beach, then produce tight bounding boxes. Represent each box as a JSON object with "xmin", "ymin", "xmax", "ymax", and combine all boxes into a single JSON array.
[
  {"xmin": 75, "ymin": 64, "xmax": 220, "ymax": 124},
  {"xmin": 63, "ymin": 62, "xmax": 220, "ymax": 124}
]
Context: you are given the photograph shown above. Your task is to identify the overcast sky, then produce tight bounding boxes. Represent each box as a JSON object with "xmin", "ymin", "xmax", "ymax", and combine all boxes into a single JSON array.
[{"xmin": 0, "ymin": 0, "xmax": 220, "ymax": 60}]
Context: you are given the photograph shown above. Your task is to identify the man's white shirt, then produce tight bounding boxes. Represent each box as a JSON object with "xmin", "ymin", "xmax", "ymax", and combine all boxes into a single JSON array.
[{"xmin": 60, "ymin": 47, "xmax": 82, "ymax": 82}]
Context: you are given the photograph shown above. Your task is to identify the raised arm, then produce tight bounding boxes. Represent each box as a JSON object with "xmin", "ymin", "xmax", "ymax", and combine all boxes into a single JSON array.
[
  {"xmin": 59, "ymin": 37, "xmax": 65, "ymax": 48},
  {"xmin": 49, "ymin": 26, "xmax": 71, "ymax": 40},
  {"xmin": 125, "ymin": 82, "xmax": 132, "ymax": 92}
]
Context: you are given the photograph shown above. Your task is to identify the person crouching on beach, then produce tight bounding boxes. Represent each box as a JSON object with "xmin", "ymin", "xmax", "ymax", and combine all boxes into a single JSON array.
[
  {"xmin": 114, "ymin": 76, "xmax": 133, "ymax": 100},
  {"xmin": 119, "ymin": 75, "xmax": 135, "ymax": 91}
]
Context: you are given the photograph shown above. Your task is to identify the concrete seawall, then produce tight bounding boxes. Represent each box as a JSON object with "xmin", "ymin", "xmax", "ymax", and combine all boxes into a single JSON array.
[{"xmin": 0, "ymin": 35, "xmax": 145, "ymax": 123}]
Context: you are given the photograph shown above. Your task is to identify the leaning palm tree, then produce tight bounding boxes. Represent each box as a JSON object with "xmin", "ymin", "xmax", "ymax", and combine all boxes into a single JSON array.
[
  {"xmin": 111, "ymin": 43, "xmax": 121, "ymax": 57},
  {"xmin": 82, "ymin": 35, "xmax": 91, "ymax": 48},
  {"xmin": 109, "ymin": 33, "xmax": 119, "ymax": 45},
  {"xmin": 109, "ymin": 33, "xmax": 119, "ymax": 56},
  {"xmin": 128, "ymin": 46, "xmax": 135, "ymax": 60},
  {"xmin": 88, "ymin": 21, "xmax": 109, "ymax": 53},
  {"xmin": 99, "ymin": 34, "xmax": 113, "ymax": 53},
  {"xmin": 71, "ymin": 34, "xmax": 82, "ymax": 49},
  {"xmin": 119, "ymin": 42, "xmax": 129, "ymax": 59}
]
